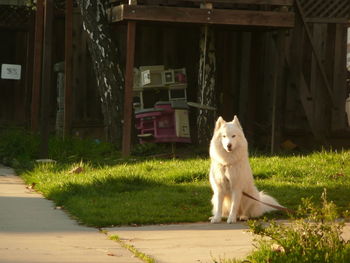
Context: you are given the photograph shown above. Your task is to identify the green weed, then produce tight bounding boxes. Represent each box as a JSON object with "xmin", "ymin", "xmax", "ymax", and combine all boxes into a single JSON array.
[
  {"xmin": 109, "ymin": 234, "xmax": 156, "ymax": 263},
  {"xmin": 0, "ymin": 128, "xmax": 39, "ymax": 168},
  {"xmin": 225, "ymin": 190, "xmax": 350, "ymax": 263}
]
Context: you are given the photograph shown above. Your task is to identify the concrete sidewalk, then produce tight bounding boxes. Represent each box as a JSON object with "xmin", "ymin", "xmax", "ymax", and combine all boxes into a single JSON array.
[
  {"xmin": 0, "ymin": 164, "xmax": 255, "ymax": 263},
  {"xmin": 106, "ymin": 222, "xmax": 253, "ymax": 263},
  {"xmin": 0, "ymin": 164, "xmax": 141, "ymax": 263}
]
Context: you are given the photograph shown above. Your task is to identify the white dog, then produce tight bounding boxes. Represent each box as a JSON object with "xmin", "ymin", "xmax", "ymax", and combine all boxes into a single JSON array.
[{"xmin": 209, "ymin": 116, "xmax": 281, "ymax": 223}]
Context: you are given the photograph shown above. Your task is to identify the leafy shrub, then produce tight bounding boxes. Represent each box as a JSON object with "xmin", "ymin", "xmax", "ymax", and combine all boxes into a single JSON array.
[
  {"xmin": 48, "ymin": 136, "xmax": 117, "ymax": 163},
  {"xmin": 0, "ymin": 128, "xmax": 39, "ymax": 168},
  {"xmin": 131, "ymin": 143, "xmax": 169, "ymax": 156},
  {"xmin": 237, "ymin": 190, "xmax": 350, "ymax": 263},
  {"xmin": 0, "ymin": 128, "xmax": 118, "ymax": 168}
]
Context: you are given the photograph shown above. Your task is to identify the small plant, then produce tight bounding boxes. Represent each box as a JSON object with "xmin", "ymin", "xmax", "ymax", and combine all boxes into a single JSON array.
[
  {"xmin": 0, "ymin": 128, "xmax": 39, "ymax": 168},
  {"xmin": 48, "ymin": 136, "xmax": 118, "ymax": 163},
  {"xmin": 109, "ymin": 234, "xmax": 156, "ymax": 263},
  {"xmin": 131, "ymin": 142, "xmax": 168, "ymax": 156},
  {"xmin": 234, "ymin": 190, "xmax": 350, "ymax": 263}
]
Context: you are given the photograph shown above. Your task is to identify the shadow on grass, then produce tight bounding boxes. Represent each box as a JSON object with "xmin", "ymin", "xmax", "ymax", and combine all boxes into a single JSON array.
[
  {"xmin": 42, "ymin": 171, "xmax": 350, "ymax": 228},
  {"xmin": 46, "ymin": 176, "xmax": 213, "ymax": 227}
]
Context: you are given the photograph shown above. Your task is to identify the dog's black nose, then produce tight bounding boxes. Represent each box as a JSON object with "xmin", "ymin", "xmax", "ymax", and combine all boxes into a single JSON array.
[{"xmin": 227, "ymin": 143, "xmax": 232, "ymax": 150}]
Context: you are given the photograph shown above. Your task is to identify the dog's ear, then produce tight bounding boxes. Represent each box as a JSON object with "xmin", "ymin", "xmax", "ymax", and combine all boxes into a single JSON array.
[
  {"xmin": 232, "ymin": 115, "xmax": 243, "ymax": 130},
  {"xmin": 214, "ymin": 116, "xmax": 225, "ymax": 131}
]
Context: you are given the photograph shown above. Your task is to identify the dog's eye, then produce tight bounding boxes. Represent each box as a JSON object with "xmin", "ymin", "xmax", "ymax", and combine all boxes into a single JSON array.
[
  {"xmin": 232, "ymin": 135, "xmax": 236, "ymax": 138},
  {"xmin": 222, "ymin": 135, "xmax": 226, "ymax": 138}
]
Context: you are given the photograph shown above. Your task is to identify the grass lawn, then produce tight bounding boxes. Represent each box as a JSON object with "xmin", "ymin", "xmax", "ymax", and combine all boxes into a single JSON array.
[{"xmin": 20, "ymin": 150, "xmax": 350, "ymax": 227}]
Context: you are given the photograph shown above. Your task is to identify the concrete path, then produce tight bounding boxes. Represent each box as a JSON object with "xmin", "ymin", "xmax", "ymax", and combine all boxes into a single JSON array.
[
  {"xmin": 106, "ymin": 223, "xmax": 254, "ymax": 263},
  {"xmin": 0, "ymin": 164, "xmax": 141, "ymax": 263}
]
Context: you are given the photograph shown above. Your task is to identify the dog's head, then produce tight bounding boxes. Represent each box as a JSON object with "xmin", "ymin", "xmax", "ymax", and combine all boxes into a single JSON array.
[{"xmin": 213, "ymin": 116, "xmax": 245, "ymax": 153}]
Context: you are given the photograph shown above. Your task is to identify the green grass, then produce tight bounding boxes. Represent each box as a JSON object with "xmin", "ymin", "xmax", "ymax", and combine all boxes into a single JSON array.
[
  {"xmin": 21, "ymin": 159, "xmax": 212, "ymax": 226},
  {"xmin": 2, "ymin": 128, "xmax": 350, "ymax": 228},
  {"xmin": 19, "ymin": 149, "xmax": 350, "ymax": 227},
  {"xmin": 250, "ymin": 151, "xmax": 350, "ymax": 213}
]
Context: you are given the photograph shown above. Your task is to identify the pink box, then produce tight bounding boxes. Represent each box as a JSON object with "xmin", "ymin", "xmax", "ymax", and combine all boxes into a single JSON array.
[{"xmin": 135, "ymin": 101, "xmax": 191, "ymax": 143}]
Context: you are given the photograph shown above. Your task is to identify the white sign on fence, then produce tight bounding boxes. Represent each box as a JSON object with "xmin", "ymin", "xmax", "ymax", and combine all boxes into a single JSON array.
[{"xmin": 1, "ymin": 64, "xmax": 22, "ymax": 80}]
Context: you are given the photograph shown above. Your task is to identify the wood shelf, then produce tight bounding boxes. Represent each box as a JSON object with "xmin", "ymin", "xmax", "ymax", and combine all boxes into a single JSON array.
[{"xmin": 110, "ymin": 4, "xmax": 295, "ymax": 28}]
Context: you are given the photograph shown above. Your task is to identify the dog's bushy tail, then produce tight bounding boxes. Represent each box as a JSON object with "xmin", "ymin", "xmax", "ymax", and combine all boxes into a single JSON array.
[{"xmin": 250, "ymin": 191, "xmax": 281, "ymax": 217}]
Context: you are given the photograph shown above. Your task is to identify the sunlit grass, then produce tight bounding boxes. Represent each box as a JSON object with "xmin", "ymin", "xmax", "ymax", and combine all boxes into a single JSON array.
[{"xmin": 20, "ymin": 150, "xmax": 350, "ymax": 227}]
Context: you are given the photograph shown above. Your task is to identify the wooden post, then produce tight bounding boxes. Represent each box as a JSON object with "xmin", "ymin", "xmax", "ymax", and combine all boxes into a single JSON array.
[
  {"xmin": 64, "ymin": 0, "xmax": 73, "ymax": 136},
  {"xmin": 122, "ymin": 21, "xmax": 136, "ymax": 157},
  {"xmin": 31, "ymin": 0, "xmax": 44, "ymax": 132},
  {"xmin": 271, "ymin": 32, "xmax": 284, "ymax": 154},
  {"xmin": 39, "ymin": 0, "xmax": 54, "ymax": 158}
]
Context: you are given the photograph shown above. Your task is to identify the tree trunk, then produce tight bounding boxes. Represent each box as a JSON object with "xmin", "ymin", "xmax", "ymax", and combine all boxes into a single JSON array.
[
  {"xmin": 197, "ymin": 25, "xmax": 216, "ymax": 145},
  {"xmin": 77, "ymin": 0, "xmax": 124, "ymax": 147}
]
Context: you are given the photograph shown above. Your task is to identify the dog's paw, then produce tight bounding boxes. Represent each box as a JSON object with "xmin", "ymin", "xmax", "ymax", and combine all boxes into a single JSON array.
[
  {"xmin": 210, "ymin": 216, "xmax": 222, "ymax": 224},
  {"xmin": 239, "ymin": 215, "xmax": 249, "ymax": 221},
  {"xmin": 227, "ymin": 216, "xmax": 237, "ymax": 224}
]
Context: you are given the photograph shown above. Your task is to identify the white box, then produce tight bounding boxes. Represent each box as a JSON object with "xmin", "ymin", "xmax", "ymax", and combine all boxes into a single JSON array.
[
  {"xmin": 162, "ymin": 70, "xmax": 175, "ymax": 84},
  {"xmin": 1, "ymin": 64, "xmax": 21, "ymax": 80},
  {"xmin": 175, "ymin": 109, "xmax": 190, "ymax": 138}
]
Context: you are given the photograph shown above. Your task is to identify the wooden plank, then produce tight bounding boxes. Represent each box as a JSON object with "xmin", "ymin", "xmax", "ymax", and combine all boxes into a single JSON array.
[
  {"xmin": 122, "ymin": 21, "xmax": 136, "ymax": 157},
  {"xmin": 246, "ymin": 32, "xmax": 260, "ymax": 144},
  {"xmin": 1, "ymin": 0, "xmax": 27, "ymax": 5},
  {"xmin": 238, "ymin": 32, "xmax": 251, "ymax": 129},
  {"xmin": 40, "ymin": 0, "xmax": 54, "ymax": 158},
  {"xmin": 305, "ymin": 18, "xmax": 348, "ymax": 24},
  {"xmin": 111, "ymin": 5, "xmax": 295, "ymax": 28},
  {"xmin": 263, "ymin": 32, "xmax": 286, "ymax": 151},
  {"xmin": 64, "ymin": 0, "xmax": 73, "ymax": 136},
  {"xmin": 332, "ymin": 24, "xmax": 347, "ymax": 131},
  {"xmin": 310, "ymin": 24, "xmax": 329, "ymax": 136},
  {"xmin": 110, "ymin": 0, "xmax": 294, "ymax": 6},
  {"xmin": 179, "ymin": 0, "xmax": 294, "ymax": 5},
  {"xmin": 24, "ymin": 16, "xmax": 35, "ymax": 126},
  {"xmin": 31, "ymin": 0, "xmax": 44, "ymax": 132},
  {"xmin": 295, "ymin": 0, "xmax": 333, "ymax": 104}
]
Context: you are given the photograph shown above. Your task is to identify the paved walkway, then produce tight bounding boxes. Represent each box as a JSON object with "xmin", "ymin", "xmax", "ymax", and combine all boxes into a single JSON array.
[
  {"xmin": 3, "ymin": 164, "xmax": 349, "ymax": 263},
  {"xmin": 0, "ymin": 164, "xmax": 254, "ymax": 263},
  {"xmin": 0, "ymin": 164, "xmax": 141, "ymax": 263},
  {"xmin": 106, "ymin": 223, "xmax": 253, "ymax": 263}
]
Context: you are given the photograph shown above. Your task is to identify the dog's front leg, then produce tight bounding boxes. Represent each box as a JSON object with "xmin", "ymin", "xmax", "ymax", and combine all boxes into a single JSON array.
[
  {"xmin": 211, "ymin": 191, "xmax": 224, "ymax": 223},
  {"xmin": 227, "ymin": 190, "xmax": 242, "ymax": 223}
]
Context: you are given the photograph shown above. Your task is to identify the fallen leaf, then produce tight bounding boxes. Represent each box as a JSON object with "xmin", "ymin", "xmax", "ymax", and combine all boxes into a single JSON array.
[
  {"xmin": 330, "ymin": 173, "xmax": 346, "ymax": 179},
  {"xmin": 26, "ymin": 183, "xmax": 36, "ymax": 190},
  {"xmin": 271, "ymin": 243, "xmax": 285, "ymax": 253},
  {"xmin": 69, "ymin": 166, "xmax": 84, "ymax": 174}
]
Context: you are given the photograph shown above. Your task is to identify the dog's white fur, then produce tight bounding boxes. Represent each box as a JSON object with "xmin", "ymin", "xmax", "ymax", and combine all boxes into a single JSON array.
[{"xmin": 209, "ymin": 116, "xmax": 281, "ymax": 223}]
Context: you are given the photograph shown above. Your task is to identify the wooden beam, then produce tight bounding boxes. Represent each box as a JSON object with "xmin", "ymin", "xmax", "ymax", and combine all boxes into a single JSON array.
[
  {"xmin": 122, "ymin": 21, "xmax": 136, "ymax": 157},
  {"xmin": 31, "ymin": 0, "xmax": 44, "ymax": 132},
  {"xmin": 111, "ymin": 5, "xmax": 295, "ymax": 28},
  {"xmin": 109, "ymin": 0, "xmax": 294, "ymax": 6},
  {"xmin": 178, "ymin": 0, "xmax": 294, "ymax": 5},
  {"xmin": 39, "ymin": 0, "xmax": 54, "ymax": 158},
  {"xmin": 64, "ymin": 0, "xmax": 73, "ymax": 136},
  {"xmin": 305, "ymin": 18, "xmax": 349, "ymax": 24}
]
